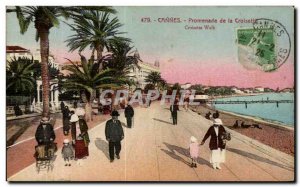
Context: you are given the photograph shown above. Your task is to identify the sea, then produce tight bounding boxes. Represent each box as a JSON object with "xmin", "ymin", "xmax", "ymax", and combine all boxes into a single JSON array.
[{"xmin": 213, "ymin": 93, "xmax": 294, "ymax": 126}]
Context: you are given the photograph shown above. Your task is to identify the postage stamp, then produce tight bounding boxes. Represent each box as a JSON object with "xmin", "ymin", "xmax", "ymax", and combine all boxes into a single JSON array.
[{"xmin": 237, "ymin": 18, "xmax": 291, "ymax": 72}]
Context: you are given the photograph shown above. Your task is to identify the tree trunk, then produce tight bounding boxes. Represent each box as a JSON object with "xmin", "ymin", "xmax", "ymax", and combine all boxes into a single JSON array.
[
  {"xmin": 85, "ymin": 102, "xmax": 92, "ymax": 122},
  {"xmin": 96, "ymin": 45, "xmax": 103, "ymax": 61},
  {"xmin": 81, "ymin": 90, "xmax": 96, "ymax": 122},
  {"xmin": 111, "ymin": 90, "xmax": 116, "ymax": 111},
  {"xmin": 39, "ymin": 28, "xmax": 50, "ymax": 118},
  {"xmin": 90, "ymin": 48, "xmax": 95, "ymax": 59},
  {"xmin": 96, "ymin": 44, "xmax": 103, "ymax": 69}
]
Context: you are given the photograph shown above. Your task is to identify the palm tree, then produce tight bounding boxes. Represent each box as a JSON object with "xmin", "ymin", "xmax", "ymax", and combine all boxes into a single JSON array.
[
  {"xmin": 65, "ymin": 11, "xmax": 130, "ymax": 65},
  {"xmin": 144, "ymin": 83, "xmax": 155, "ymax": 93},
  {"xmin": 6, "ymin": 57, "xmax": 37, "ymax": 94},
  {"xmin": 101, "ymin": 40, "xmax": 140, "ymax": 108},
  {"xmin": 190, "ymin": 84, "xmax": 204, "ymax": 94},
  {"xmin": 7, "ymin": 6, "xmax": 116, "ymax": 118},
  {"xmin": 145, "ymin": 71, "xmax": 163, "ymax": 88},
  {"xmin": 158, "ymin": 78, "xmax": 168, "ymax": 91},
  {"xmin": 104, "ymin": 40, "xmax": 140, "ymax": 79},
  {"xmin": 62, "ymin": 54, "xmax": 124, "ymax": 121}
]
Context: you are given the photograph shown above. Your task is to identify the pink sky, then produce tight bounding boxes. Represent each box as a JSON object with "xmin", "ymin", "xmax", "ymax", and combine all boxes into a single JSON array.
[
  {"xmin": 51, "ymin": 48, "xmax": 294, "ymax": 90},
  {"xmin": 160, "ymin": 57, "xmax": 294, "ymax": 89}
]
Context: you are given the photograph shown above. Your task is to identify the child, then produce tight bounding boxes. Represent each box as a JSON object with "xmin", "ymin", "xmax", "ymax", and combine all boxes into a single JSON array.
[
  {"xmin": 189, "ymin": 136, "xmax": 199, "ymax": 168},
  {"xmin": 62, "ymin": 139, "xmax": 74, "ymax": 166}
]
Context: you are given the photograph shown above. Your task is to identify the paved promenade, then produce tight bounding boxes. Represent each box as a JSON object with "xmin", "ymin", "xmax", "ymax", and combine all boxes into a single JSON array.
[{"xmin": 8, "ymin": 102, "xmax": 294, "ymax": 181}]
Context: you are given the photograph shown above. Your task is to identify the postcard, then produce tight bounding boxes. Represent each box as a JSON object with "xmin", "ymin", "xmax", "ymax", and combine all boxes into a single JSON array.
[{"xmin": 6, "ymin": 6, "xmax": 294, "ymax": 182}]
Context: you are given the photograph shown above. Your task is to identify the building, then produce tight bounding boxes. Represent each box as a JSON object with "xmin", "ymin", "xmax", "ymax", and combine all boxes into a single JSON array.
[
  {"xmin": 191, "ymin": 94, "xmax": 209, "ymax": 104},
  {"xmin": 6, "ymin": 46, "xmax": 61, "ymax": 70},
  {"xmin": 128, "ymin": 50, "xmax": 160, "ymax": 89},
  {"xmin": 32, "ymin": 48, "xmax": 60, "ymax": 70},
  {"xmin": 243, "ymin": 89, "xmax": 253, "ymax": 94},
  {"xmin": 6, "ymin": 46, "xmax": 33, "ymax": 61},
  {"xmin": 181, "ymin": 83, "xmax": 192, "ymax": 90},
  {"xmin": 280, "ymin": 88, "xmax": 294, "ymax": 93},
  {"xmin": 6, "ymin": 46, "xmax": 60, "ymax": 112},
  {"xmin": 255, "ymin": 87, "xmax": 265, "ymax": 92},
  {"xmin": 232, "ymin": 87, "xmax": 244, "ymax": 94}
]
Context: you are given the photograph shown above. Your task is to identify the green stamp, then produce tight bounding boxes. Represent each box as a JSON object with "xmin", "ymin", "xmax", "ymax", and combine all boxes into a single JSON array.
[{"xmin": 237, "ymin": 28, "xmax": 277, "ymax": 72}]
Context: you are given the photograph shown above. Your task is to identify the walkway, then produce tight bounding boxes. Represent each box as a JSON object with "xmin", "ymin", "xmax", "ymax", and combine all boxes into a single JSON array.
[{"xmin": 8, "ymin": 102, "xmax": 294, "ymax": 181}]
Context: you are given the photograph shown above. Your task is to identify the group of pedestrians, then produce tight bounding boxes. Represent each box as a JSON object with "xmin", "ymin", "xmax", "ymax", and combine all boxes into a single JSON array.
[
  {"xmin": 35, "ymin": 102, "xmax": 91, "ymax": 167},
  {"xmin": 64, "ymin": 103, "xmax": 90, "ymax": 165},
  {"xmin": 167, "ymin": 101, "xmax": 230, "ymax": 170},
  {"xmin": 35, "ymin": 100, "xmax": 229, "ymax": 170},
  {"xmin": 188, "ymin": 114, "xmax": 230, "ymax": 170}
]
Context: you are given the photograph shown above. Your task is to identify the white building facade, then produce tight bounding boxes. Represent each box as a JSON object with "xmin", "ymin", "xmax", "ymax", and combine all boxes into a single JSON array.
[
  {"xmin": 6, "ymin": 46, "xmax": 61, "ymax": 113},
  {"xmin": 32, "ymin": 48, "xmax": 61, "ymax": 70},
  {"xmin": 128, "ymin": 51, "xmax": 160, "ymax": 89},
  {"xmin": 6, "ymin": 46, "xmax": 33, "ymax": 61}
]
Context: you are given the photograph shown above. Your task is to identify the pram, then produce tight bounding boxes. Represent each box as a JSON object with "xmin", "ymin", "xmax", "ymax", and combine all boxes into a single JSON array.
[{"xmin": 34, "ymin": 142, "xmax": 57, "ymax": 173}]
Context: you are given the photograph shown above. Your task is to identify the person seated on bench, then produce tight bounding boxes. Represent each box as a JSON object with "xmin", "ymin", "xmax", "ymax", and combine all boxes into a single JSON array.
[
  {"xmin": 241, "ymin": 121, "xmax": 251, "ymax": 128},
  {"xmin": 233, "ymin": 120, "xmax": 239, "ymax": 128},
  {"xmin": 252, "ymin": 124, "xmax": 262, "ymax": 129},
  {"xmin": 205, "ymin": 111, "xmax": 212, "ymax": 119}
]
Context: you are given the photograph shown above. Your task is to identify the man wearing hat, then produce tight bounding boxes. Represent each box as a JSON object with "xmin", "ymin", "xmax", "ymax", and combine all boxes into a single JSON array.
[
  {"xmin": 35, "ymin": 117, "xmax": 56, "ymax": 157},
  {"xmin": 35, "ymin": 117, "xmax": 56, "ymax": 145},
  {"xmin": 124, "ymin": 104, "xmax": 134, "ymax": 128},
  {"xmin": 201, "ymin": 118, "xmax": 227, "ymax": 170},
  {"xmin": 105, "ymin": 110, "xmax": 124, "ymax": 162},
  {"xmin": 170, "ymin": 101, "xmax": 179, "ymax": 125}
]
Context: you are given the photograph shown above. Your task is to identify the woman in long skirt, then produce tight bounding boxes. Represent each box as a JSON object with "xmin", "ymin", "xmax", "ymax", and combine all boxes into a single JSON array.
[{"xmin": 201, "ymin": 118, "xmax": 227, "ymax": 169}]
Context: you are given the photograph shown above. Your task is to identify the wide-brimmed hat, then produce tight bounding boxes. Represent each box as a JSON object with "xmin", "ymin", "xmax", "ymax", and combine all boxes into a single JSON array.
[
  {"xmin": 213, "ymin": 118, "xmax": 223, "ymax": 125},
  {"xmin": 63, "ymin": 139, "xmax": 69, "ymax": 144},
  {"xmin": 70, "ymin": 114, "xmax": 79, "ymax": 122},
  {"xmin": 40, "ymin": 117, "xmax": 50, "ymax": 123},
  {"xmin": 111, "ymin": 110, "xmax": 120, "ymax": 116},
  {"xmin": 190, "ymin": 136, "xmax": 197, "ymax": 143},
  {"xmin": 76, "ymin": 108, "xmax": 86, "ymax": 116}
]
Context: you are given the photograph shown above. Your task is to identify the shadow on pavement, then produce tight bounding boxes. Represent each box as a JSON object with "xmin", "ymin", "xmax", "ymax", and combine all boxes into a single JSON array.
[
  {"xmin": 161, "ymin": 142, "xmax": 211, "ymax": 167},
  {"xmin": 161, "ymin": 149, "xmax": 190, "ymax": 166},
  {"xmin": 227, "ymin": 147, "xmax": 293, "ymax": 171},
  {"xmin": 95, "ymin": 138, "xmax": 110, "ymax": 160},
  {"xmin": 153, "ymin": 118, "xmax": 173, "ymax": 125}
]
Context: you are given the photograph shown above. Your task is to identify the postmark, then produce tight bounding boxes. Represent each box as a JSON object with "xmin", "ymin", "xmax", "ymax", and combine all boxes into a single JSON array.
[{"xmin": 237, "ymin": 18, "xmax": 291, "ymax": 72}]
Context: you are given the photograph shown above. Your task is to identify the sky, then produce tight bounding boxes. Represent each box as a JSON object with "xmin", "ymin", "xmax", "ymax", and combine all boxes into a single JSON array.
[{"xmin": 6, "ymin": 6, "xmax": 294, "ymax": 89}]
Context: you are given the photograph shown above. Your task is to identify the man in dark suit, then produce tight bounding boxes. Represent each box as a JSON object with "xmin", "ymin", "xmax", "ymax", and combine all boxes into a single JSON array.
[
  {"xmin": 105, "ymin": 110, "xmax": 124, "ymax": 162},
  {"xmin": 170, "ymin": 102, "xmax": 179, "ymax": 125},
  {"xmin": 35, "ymin": 117, "xmax": 56, "ymax": 158},
  {"xmin": 35, "ymin": 117, "xmax": 56, "ymax": 145},
  {"xmin": 124, "ymin": 104, "xmax": 134, "ymax": 128}
]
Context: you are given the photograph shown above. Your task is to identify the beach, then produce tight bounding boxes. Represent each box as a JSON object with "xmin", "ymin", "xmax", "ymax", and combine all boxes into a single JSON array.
[{"xmin": 189, "ymin": 105, "xmax": 294, "ymax": 156}]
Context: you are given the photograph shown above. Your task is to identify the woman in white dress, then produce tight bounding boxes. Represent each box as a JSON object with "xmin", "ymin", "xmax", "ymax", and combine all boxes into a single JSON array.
[{"xmin": 201, "ymin": 118, "xmax": 227, "ymax": 169}]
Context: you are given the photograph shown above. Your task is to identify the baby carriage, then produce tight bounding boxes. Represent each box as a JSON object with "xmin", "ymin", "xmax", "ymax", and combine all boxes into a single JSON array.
[{"xmin": 34, "ymin": 142, "xmax": 57, "ymax": 173}]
